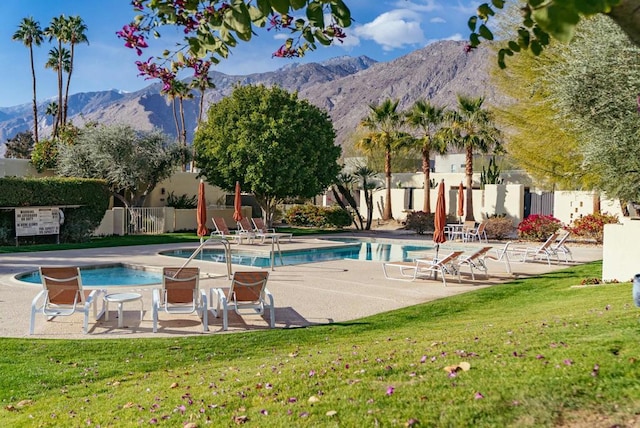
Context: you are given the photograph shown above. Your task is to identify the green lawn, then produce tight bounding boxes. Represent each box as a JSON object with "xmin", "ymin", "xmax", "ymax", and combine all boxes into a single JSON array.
[{"xmin": 1, "ymin": 259, "xmax": 639, "ymax": 426}]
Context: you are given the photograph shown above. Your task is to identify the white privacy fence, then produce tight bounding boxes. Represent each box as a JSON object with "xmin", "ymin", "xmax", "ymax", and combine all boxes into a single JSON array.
[{"xmin": 126, "ymin": 207, "xmax": 165, "ymax": 235}]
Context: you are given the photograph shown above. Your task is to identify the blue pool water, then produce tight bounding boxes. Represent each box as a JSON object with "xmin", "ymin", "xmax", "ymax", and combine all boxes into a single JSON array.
[
  {"xmin": 17, "ymin": 264, "xmax": 162, "ymax": 286},
  {"xmin": 160, "ymin": 239, "xmax": 433, "ymax": 268}
]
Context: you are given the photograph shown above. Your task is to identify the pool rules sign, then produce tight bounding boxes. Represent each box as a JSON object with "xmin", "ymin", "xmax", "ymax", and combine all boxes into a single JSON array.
[{"xmin": 15, "ymin": 207, "xmax": 61, "ymax": 237}]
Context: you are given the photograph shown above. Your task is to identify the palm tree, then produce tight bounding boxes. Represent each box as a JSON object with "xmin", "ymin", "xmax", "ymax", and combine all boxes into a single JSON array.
[
  {"xmin": 405, "ymin": 99, "xmax": 449, "ymax": 213},
  {"xmin": 44, "ymin": 15, "xmax": 69, "ymax": 136},
  {"xmin": 62, "ymin": 16, "xmax": 89, "ymax": 125},
  {"xmin": 45, "ymin": 101, "xmax": 58, "ymax": 123},
  {"xmin": 12, "ymin": 17, "xmax": 44, "ymax": 144},
  {"xmin": 445, "ymin": 95, "xmax": 501, "ymax": 221},
  {"xmin": 44, "ymin": 47, "xmax": 70, "ymax": 138},
  {"xmin": 357, "ymin": 99, "xmax": 406, "ymax": 220}
]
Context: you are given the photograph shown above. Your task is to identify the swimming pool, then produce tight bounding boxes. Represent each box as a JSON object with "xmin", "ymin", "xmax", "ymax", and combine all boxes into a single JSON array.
[
  {"xmin": 16, "ymin": 264, "xmax": 162, "ymax": 287},
  {"xmin": 160, "ymin": 238, "xmax": 434, "ymax": 268}
]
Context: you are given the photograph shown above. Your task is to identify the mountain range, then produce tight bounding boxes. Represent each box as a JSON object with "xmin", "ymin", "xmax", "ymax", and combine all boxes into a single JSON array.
[{"xmin": 0, "ymin": 40, "xmax": 505, "ymax": 154}]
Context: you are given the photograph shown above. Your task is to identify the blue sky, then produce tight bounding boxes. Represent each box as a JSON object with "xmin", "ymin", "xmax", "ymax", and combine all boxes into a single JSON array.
[{"xmin": 0, "ymin": 0, "xmax": 479, "ymax": 107}]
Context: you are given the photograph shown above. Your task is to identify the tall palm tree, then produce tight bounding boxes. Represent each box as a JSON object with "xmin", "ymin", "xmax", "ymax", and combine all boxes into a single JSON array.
[
  {"xmin": 357, "ymin": 99, "xmax": 406, "ymax": 220},
  {"xmin": 405, "ymin": 99, "xmax": 449, "ymax": 213},
  {"xmin": 44, "ymin": 14, "xmax": 69, "ymax": 135},
  {"xmin": 12, "ymin": 17, "xmax": 44, "ymax": 144},
  {"xmin": 62, "ymin": 16, "xmax": 89, "ymax": 125},
  {"xmin": 446, "ymin": 95, "xmax": 501, "ymax": 221},
  {"xmin": 44, "ymin": 47, "xmax": 70, "ymax": 138}
]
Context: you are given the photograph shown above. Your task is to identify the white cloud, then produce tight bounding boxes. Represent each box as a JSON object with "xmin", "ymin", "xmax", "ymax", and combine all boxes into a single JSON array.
[
  {"xmin": 425, "ymin": 32, "xmax": 464, "ymax": 45},
  {"xmin": 453, "ymin": 1, "xmax": 481, "ymax": 15},
  {"xmin": 390, "ymin": 0, "xmax": 442, "ymax": 12},
  {"xmin": 430, "ymin": 17, "xmax": 446, "ymax": 24},
  {"xmin": 353, "ymin": 9, "xmax": 426, "ymax": 51}
]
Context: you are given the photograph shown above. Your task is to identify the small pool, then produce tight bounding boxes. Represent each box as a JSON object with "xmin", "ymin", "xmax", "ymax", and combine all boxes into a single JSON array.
[
  {"xmin": 160, "ymin": 238, "xmax": 433, "ymax": 268},
  {"xmin": 16, "ymin": 264, "xmax": 162, "ymax": 287}
]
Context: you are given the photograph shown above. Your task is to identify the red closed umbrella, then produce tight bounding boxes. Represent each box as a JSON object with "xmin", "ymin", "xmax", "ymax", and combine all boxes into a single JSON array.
[
  {"xmin": 433, "ymin": 180, "xmax": 447, "ymax": 258},
  {"xmin": 457, "ymin": 182, "xmax": 464, "ymax": 222},
  {"xmin": 233, "ymin": 181, "xmax": 243, "ymax": 222},
  {"xmin": 196, "ymin": 179, "xmax": 208, "ymax": 240}
]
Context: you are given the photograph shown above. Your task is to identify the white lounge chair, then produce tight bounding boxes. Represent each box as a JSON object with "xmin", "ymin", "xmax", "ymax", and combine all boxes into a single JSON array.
[
  {"xmin": 152, "ymin": 267, "xmax": 208, "ymax": 333},
  {"xmin": 30, "ymin": 266, "xmax": 106, "ymax": 335},
  {"xmin": 252, "ymin": 217, "xmax": 293, "ymax": 243},
  {"xmin": 484, "ymin": 242, "xmax": 513, "ymax": 274},
  {"xmin": 458, "ymin": 246, "xmax": 492, "ymax": 280},
  {"xmin": 550, "ymin": 231, "xmax": 573, "ymax": 263},
  {"xmin": 383, "ymin": 251, "xmax": 464, "ymax": 286},
  {"xmin": 466, "ymin": 220, "xmax": 489, "ymax": 243},
  {"xmin": 508, "ymin": 232, "xmax": 560, "ymax": 265},
  {"xmin": 211, "ymin": 271, "xmax": 275, "ymax": 331},
  {"xmin": 212, "ymin": 217, "xmax": 252, "ymax": 244}
]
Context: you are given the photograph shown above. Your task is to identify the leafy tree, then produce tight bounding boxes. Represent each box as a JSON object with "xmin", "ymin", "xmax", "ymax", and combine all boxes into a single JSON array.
[
  {"xmin": 405, "ymin": 99, "xmax": 449, "ymax": 213},
  {"xmin": 5, "ymin": 131, "xmax": 35, "ymax": 159},
  {"xmin": 444, "ymin": 95, "xmax": 501, "ymax": 221},
  {"xmin": 12, "ymin": 17, "xmax": 44, "ymax": 144},
  {"xmin": 469, "ymin": 1, "xmax": 640, "ymax": 67},
  {"xmin": 194, "ymin": 84, "xmax": 341, "ymax": 226},
  {"xmin": 357, "ymin": 99, "xmax": 407, "ymax": 221},
  {"xmin": 119, "ymin": 1, "xmax": 351, "ymax": 93},
  {"xmin": 30, "ymin": 138, "xmax": 58, "ymax": 172},
  {"xmin": 56, "ymin": 124, "xmax": 189, "ymax": 208}
]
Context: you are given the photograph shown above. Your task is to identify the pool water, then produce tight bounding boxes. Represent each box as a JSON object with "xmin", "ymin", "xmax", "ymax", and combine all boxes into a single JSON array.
[
  {"xmin": 18, "ymin": 264, "xmax": 162, "ymax": 286},
  {"xmin": 160, "ymin": 239, "xmax": 433, "ymax": 268}
]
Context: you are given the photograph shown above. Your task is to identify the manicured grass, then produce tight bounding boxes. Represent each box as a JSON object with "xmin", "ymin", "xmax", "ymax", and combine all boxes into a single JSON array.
[{"xmin": 1, "ymin": 261, "xmax": 639, "ymax": 426}]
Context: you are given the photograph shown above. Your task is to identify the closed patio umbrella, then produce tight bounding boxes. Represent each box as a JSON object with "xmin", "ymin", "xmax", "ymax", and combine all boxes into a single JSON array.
[
  {"xmin": 433, "ymin": 180, "xmax": 447, "ymax": 260},
  {"xmin": 457, "ymin": 182, "xmax": 464, "ymax": 223},
  {"xmin": 196, "ymin": 180, "xmax": 208, "ymax": 242},
  {"xmin": 233, "ymin": 181, "xmax": 243, "ymax": 222}
]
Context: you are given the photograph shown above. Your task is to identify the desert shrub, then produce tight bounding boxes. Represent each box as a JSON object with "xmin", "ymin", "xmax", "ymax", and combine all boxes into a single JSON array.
[
  {"xmin": 568, "ymin": 212, "xmax": 619, "ymax": 243},
  {"xmin": 405, "ymin": 211, "xmax": 435, "ymax": 235},
  {"xmin": 485, "ymin": 216, "xmax": 515, "ymax": 239},
  {"xmin": 166, "ymin": 192, "xmax": 197, "ymax": 209},
  {"xmin": 285, "ymin": 205, "xmax": 351, "ymax": 228},
  {"xmin": 517, "ymin": 214, "xmax": 562, "ymax": 241},
  {"xmin": 324, "ymin": 207, "xmax": 352, "ymax": 228}
]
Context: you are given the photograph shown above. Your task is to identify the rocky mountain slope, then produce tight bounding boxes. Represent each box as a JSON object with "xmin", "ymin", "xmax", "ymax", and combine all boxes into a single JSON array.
[{"xmin": 0, "ymin": 41, "xmax": 505, "ymax": 153}]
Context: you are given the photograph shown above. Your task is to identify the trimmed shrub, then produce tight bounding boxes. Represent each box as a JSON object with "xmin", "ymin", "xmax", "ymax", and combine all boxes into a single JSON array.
[
  {"xmin": 285, "ymin": 204, "xmax": 352, "ymax": 228},
  {"xmin": 517, "ymin": 214, "xmax": 562, "ymax": 241},
  {"xmin": 485, "ymin": 216, "xmax": 515, "ymax": 239},
  {"xmin": 568, "ymin": 212, "xmax": 619, "ymax": 243},
  {"xmin": 166, "ymin": 192, "xmax": 198, "ymax": 209},
  {"xmin": 405, "ymin": 211, "xmax": 435, "ymax": 235},
  {"xmin": 0, "ymin": 177, "xmax": 110, "ymax": 243}
]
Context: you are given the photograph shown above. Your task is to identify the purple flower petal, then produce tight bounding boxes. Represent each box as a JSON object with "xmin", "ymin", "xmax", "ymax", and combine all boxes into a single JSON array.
[{"xmin": 386, "ymin": 386, "xmax": 395, "ymax": 396}]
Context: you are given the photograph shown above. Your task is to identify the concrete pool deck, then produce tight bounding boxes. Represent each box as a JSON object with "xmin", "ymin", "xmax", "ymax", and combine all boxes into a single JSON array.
[{"xmin": 0, "ymin": 231, "xmax": 603, "ymax": 339}]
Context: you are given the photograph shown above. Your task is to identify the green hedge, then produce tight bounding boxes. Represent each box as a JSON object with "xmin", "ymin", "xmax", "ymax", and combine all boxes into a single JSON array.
[
  {"xmin": 0, "ymin": 177, "xmax": 110, "ymax": 244},
  {"xmin": 285, "ymin": 204, "xmax": 352, "ymax": 228}
]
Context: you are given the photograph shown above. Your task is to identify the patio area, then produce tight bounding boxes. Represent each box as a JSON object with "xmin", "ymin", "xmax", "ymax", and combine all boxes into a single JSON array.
[{"xmin": 0, "ymin": 231, "xmax": 604, "ymax": 339}]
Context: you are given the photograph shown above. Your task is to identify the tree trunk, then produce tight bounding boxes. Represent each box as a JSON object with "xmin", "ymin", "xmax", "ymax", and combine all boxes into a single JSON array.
[
  {"xmin": 465, "ymin": 145, "xmax": 475, "ymax": 221},
  {"xmin": 63, "ymin": 44, "xmax": 74, "ymax": 126},
  {"xmin": 593, "ymin": 191, "xmax": 601, "ymax": 214},
  {"xmin": 383, "ymin": 147, "xmax": 393, "ymax": 220},
  {"xmin": 29, "ymin": 46, "xmax": 39, "ymax": 144},
  {"xmin": 56, "ymin": 46, "xmax": 63, "ymax": 137},
  {"xmin": 422, "ymin": 144, "xmax": 431, "ymax": 213}
]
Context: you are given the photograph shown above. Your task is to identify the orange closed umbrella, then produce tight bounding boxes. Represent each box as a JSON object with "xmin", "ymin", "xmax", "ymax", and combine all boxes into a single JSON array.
[
  {"xmin": 457, "ymin": 182, "xmax": 464, "ymax": 222},
  {"xmin": 196, "ymin": 180, "xmax": 208, "ymax": 239},
  {"xmin": 433, "ymin": 180, "xmax": 447, "ymax": 258},
  {"xmin": 233, "ymin": 181, "xmax": 243, "ymax": 222}
]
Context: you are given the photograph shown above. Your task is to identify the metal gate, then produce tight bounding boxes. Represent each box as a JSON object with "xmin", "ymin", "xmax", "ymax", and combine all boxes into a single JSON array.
[
  {"xmin": 523, "ymin": 190, "xmax": 554, "ymax": 217},
  {"xmin": 126, "ymin": 208, "xmax": 165, "ymax": 235}
]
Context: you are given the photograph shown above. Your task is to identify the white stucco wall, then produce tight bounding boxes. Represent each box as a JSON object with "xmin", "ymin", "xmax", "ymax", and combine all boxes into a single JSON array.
[{"xmin": 602, "ymin": 220, "xmax": 640, "ymax": 282}]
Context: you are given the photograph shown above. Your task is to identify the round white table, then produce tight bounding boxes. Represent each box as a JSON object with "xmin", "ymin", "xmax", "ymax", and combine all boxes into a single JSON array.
[{"xmin": 104, "ymin": 292, "xmax": 143, "ymax": 328}]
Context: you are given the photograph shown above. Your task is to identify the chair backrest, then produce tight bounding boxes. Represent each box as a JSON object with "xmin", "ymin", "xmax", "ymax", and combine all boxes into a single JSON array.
[
  {"xmin": 40, "ymin": 266, "xmax": 83, "ymax": 305},
  {"xmin": 539, "ymin": 232, "xmax": 560, "ymax": 251},
  {"xmin": 252, "ymin": 218, "xmax": 267, "ymax": 233},
  {"xmin": 463, "ymin": 220, "xmax": 476, "ymax": 231},
  {"xmin": 466, "ymin": 246, "xmax": 492, "ymax": 261},
  {"xmin": 553, "ymin": 231, "xmax": 570, "ymax": 248},
  {"xmin": 228, "ymin": 271, "xmax": 269, "ymax": 303},
  {"xmin": 436, "ymin": 251, "xmax": 464, "ymax": 266},
  {"xmin": 212, "ymin": 217, "xmax": 230, "ymax": 235},
  {"xmin": 238, "ymin": 217, "xmax": 254, "ymax": 233},
  {"xmin": 477, "ymin": 221, "xmax": 488, "ymax": 233},
  {"xmin": 162, "ymin": 267, "xmax": 199, "ymax": 304}
]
